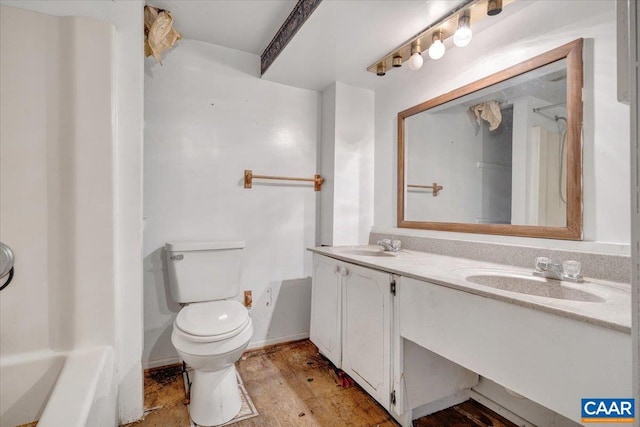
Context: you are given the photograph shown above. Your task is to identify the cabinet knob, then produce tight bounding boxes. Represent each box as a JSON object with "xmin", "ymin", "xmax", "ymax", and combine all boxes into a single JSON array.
[{"xmin": 333, "ymin": 265, "xmax": 349, "ymax": 276}]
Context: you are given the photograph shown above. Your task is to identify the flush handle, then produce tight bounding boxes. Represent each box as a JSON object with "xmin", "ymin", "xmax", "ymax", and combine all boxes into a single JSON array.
[
  {"xmin": 170, "ymin": 254, "xmax": 184, "ymax": 261},
  {"xmin": 0, "ymin": 242, "xmax": 15, "ymax": 291}
]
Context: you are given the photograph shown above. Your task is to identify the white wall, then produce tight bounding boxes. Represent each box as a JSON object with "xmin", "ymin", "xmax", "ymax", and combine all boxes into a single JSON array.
[
  {"xmin": 333, "ymin": 83, "xmax": 375, "ymax": 245},
  {"xmin": 0, "ymin": 1, "xmax": 145, "ymax": 423},
  {"xmin": 626, "ymin": 0, "xmax": 640, "ymax": 418},
  {"xmin": 374, "ymin": 0, "xmax": 630, "ymax": 248},
  {"xmin": 319, "ymin": 82, "xmax": 375, "ymax": 246},
  {"xmin": 144, "ymin": 39, "xmax": 319, "ymax": 367},
  {"xmin": 320, "ymin": 84, "xmax": 337, "ymax": 246}
]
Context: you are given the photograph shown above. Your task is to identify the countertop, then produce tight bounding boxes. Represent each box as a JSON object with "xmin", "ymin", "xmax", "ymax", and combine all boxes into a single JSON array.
[{"xmin": 308, "ymin": 245, "xmax": 631, "ymax": 334}]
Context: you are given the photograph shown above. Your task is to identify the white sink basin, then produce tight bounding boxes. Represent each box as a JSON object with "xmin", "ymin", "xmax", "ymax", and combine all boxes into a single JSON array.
[
  {"xmin": 337, "ymin": 248, "xmax": 397, "ymax": 257},
  {"xmin": 454, "ymin": 269, "xmax": 605, "ymax": 303}
]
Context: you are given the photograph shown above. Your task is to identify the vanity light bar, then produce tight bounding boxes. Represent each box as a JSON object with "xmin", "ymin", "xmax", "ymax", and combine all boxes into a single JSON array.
[{"xmin": 366, "ymin": 0, "xmax": 515, "ymax": 74}]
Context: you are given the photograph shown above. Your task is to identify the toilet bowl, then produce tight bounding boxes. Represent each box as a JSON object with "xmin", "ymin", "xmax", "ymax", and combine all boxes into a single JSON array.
[
  {"xmin": 172, "ymin": 300, "xmax": 254, "ymax": 426},
  {"xmin": 165, "ymin": 240, "xmax": 253, "ymax": 427}
]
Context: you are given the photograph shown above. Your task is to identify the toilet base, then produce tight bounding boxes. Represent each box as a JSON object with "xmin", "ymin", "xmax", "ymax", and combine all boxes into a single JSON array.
[{"xmin": 189, "ymin": 365, "xmax": 242, "ymax": 426}]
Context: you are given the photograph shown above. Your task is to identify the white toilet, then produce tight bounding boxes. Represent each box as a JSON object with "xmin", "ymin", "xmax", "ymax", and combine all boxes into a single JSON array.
[{"xmin": 165, "ymin": 241, "xmax": 254, "ymax": 427}]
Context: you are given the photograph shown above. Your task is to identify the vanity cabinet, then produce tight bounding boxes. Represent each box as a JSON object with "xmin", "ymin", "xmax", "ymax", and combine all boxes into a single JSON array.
[
  {"xmin": 311, "ymin": 252, "xmax": 480, "ymax": 425},
  {"xmin": 310, "ymin": 255, "xmax": 344, "ymax": 367},
  {"xmin": 341, "ymin": 261, "xmax": 392, "ymax": 408},
  {"xmin": 310, "ymin": 247, "xmax": 631, "ymax": 426},
  {"xmin": 310, "ymin": 254, "xmax": 393, "ymax": 409}
]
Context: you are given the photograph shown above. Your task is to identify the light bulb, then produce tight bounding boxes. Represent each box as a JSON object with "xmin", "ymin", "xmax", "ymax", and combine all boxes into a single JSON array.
[
  {"xmin": 408, "ymin": 52, "xmax": 423, "ymax": 70},
  {"xmin": 487, "ymin": 0, "xmax": 503, "ymax": 16},
  {"xmin": 428, "ymin": 39, "xmax": 445, "ymax": 60},
  {"xmin": 454, "ymin": 27, "xmax": 472, "ymax": 47},
  {"xmin": 454, "ymin": 14, "xmax": 472, "ymax": 47}
]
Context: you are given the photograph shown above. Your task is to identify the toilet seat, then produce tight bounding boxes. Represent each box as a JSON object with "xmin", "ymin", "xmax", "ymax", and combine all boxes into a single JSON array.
[
  {"xmin": 175, "ymin": 300, "xmax": 250, "ymax": 343},
  {"xmin": 172, "ymin": 315, "xmax": 253, "ymax": 357}
]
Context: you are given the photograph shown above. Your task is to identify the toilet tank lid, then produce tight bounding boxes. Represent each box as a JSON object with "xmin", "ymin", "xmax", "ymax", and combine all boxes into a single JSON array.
[{"xmin": 165, "ymin": 241, "xmax": 245, "ymax": 252}]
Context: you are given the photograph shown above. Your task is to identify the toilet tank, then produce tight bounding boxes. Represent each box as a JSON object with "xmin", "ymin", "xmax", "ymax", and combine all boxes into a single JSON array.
[{"xmin": 165, "ymin": 241, "xmax": 245, "ymax": 303}]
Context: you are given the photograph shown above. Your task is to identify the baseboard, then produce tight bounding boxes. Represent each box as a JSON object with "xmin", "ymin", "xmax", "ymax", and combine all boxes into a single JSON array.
[
  {"xmin": 410, "ymin": 390, "xmax": 471, "ymax": 421},
  {"xmin": 391, "ymin": 393, "xmax": 467, "ymax": 427},
  {"xmin": 246, "ymin": 332, "xmax": 310, "ymax": 350},
  {"xmin": 143, "ymin": 356, "xmax": 181, "ymax": 370},
  {"xmin": 469, "ymin": 390, "xmax": 536, "ymax": 427},
  {"xmin": 142, "ymin": 333, "xmax": 311, "ymax": 369}
]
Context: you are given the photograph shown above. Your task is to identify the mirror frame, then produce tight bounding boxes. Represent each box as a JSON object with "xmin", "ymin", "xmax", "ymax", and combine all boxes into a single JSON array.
[{"xmin": 397, "ymin": 39, "xmax": 583, "ymax": 240}]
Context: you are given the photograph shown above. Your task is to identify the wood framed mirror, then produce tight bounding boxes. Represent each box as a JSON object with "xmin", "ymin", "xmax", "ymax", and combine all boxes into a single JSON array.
[{"xmin": 397, "ymin": 39, "xmax": 583, "ymax": 240}]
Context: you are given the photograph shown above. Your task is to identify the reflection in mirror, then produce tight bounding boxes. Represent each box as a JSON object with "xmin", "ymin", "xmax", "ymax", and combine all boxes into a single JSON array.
[
  {"xmin": 406, "ymin": 59, "xmax": 567, "ymax": 226},
  {"xmin": 398, "ymin": 39, "xmax": 583, "ymax": 240}
]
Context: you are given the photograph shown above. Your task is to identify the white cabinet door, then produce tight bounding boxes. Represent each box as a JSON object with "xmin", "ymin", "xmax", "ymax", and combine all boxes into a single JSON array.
[
  {"xmin": 310, "ymin": 254, "xmax": 343, "ymax": 367},
  {"xmin": 342, "ymin": 263, "xmax": 392, "ymax": 409}
]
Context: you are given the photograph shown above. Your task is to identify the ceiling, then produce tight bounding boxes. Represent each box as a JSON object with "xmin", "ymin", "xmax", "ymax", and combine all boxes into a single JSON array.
[
  {"xmin": 264, "ymin": 0, "xmax": 466, "ymax": 91},
  {"xmin": 149, "ymin": 0, "xmax": 531, "ymax": 91},
  {"xmin": 148, "ymin": 0, "xmax": 297, "ymax": 55}
]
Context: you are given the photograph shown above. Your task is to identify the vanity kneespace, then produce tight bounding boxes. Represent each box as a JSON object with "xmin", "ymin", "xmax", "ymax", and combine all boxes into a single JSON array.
[{"xmin": 399, "ymin": 276, "xmax": 632, "ymax": 425}]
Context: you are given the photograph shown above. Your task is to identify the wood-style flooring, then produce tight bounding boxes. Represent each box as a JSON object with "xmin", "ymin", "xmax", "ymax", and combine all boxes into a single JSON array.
[
  {"xmin": 414, "ymin": 400, "xmax": 518, "ymax": 427},
  {"xmin": 122, "ymin": 339, "xmax": 517, "ymax": 427},
  {"xmin": 133, "ymin": 363, "xmax": 191, "ymax": 426}
]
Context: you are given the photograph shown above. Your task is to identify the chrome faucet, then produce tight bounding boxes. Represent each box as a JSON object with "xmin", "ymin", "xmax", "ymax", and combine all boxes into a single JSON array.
[
  {"xmin": 533, "ymin": 257, "xmax": 583, "ymax": 282},
  {"xmin": 377, "ymin": 239, "xmax": 401, "ymax": 253}
]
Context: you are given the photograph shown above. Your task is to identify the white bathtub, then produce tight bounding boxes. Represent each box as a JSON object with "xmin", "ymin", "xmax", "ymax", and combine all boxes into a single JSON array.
[{"xmin": 0, "ymin": 346, "xmax": 116, "ymax": 427}]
